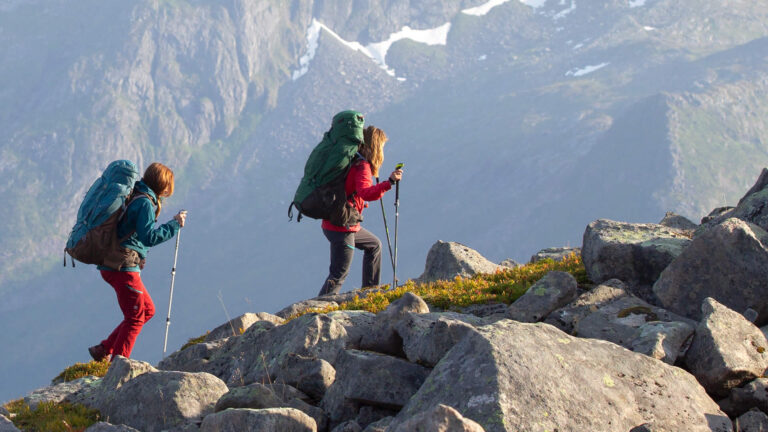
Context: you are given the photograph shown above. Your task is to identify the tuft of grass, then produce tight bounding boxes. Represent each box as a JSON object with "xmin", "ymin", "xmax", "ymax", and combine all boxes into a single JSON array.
[
  {"xmin": 53, "ymin": 360, "xmax": 110, "ymax": 383},
  {"xmin": 4, "ymin": 399, "xmax": 100, "ymax": 432},
  {"xmin": 180, "ymin": 332, "xmax": 208, "ymax": 351},
  {"xmin": 290, "ymin": 253, "xmax": 588, "ymax": 318}
]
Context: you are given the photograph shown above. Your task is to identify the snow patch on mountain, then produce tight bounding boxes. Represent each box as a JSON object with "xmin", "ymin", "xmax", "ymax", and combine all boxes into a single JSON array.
[
  {"xmin": 565, "ymin": 62, "xmax": 610, "ymax": 77},
  {"xmin": 553, "ymin": 0, "xmax": 577, "ymax": 20},
  {"xmin": 292, "ymin": 19, "xmax": 450, "ymax": 81},
  {"xmin": 462, "ymin": 0, "xmax": 546, "ymax": 16},
  {"xmin": 629, "ymin": 0, "xmax": 647, "ymax": 7}
]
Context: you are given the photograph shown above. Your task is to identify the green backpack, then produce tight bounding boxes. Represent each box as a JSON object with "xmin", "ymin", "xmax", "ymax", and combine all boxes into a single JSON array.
[{"xmin": 289, "ymin": 110, "xmax": 365, "ymax": 226}]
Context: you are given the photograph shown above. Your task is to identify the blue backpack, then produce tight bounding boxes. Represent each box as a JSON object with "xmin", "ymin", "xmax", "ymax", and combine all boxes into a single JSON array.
[{"xmin": 65, "ymin": 160, "xmax": 140, "ymax": 268}]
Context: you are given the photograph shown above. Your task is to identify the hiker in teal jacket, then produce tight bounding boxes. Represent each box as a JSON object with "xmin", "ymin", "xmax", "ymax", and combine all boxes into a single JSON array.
[{"xmin": 89, "ymin": 162, "xmax": 187, "ymax": 362}]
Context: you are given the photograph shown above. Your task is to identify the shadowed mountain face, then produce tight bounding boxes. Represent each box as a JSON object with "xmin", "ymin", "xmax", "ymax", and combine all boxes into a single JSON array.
[{"xmin": 2, "ymin": 0, "xmax": 768, "ymax": 401}]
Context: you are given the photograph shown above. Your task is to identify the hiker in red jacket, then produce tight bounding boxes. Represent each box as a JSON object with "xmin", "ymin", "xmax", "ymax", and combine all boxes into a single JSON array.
[{"xmin": 319, "ymin": 126, "xmax": 403, "ymax": 296}]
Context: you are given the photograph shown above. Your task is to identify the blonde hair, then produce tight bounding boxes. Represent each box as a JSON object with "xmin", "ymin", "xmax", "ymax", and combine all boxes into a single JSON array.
[
  {"xmin": 361, "ymin": 126, "xmax": 387, "ymax": 177},
  {"xmin": 142, "ymin": 162, "xmax": 174, "ymax": 217}
]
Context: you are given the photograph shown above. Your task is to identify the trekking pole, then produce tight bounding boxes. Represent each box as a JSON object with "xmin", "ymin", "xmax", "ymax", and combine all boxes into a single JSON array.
[
  {"xmin": 162, "ymin": 227, "xmax": 181, "ymax": 359},
  {"xmin": 392, "ymin": 179, "xmax": 400, "ymax": 290},
  {"xmin": 376, "ymin": 178, "xmax": 395, "ymax": 273}
]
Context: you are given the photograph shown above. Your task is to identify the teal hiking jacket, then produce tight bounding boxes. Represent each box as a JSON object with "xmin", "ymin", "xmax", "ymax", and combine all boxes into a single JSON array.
[{"xmin": 98, "ymin": 180, "xmax": 181, "ymax": 272}]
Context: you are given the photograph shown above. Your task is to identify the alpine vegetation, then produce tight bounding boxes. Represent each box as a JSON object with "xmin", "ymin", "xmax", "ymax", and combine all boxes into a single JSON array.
[{"xmin": 7, "ymin": 171, "xmax": 768, "ymax": 431}]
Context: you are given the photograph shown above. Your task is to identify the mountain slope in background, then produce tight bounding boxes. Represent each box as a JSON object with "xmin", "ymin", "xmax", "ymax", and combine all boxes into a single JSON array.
[{"xmin": 2, "ymin": 0, "xmax": 768, "ymax": 402}]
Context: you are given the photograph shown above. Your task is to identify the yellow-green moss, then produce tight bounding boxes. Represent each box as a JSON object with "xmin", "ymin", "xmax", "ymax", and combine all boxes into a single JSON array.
[
  {"xmin": 180, "ymin": 332, "xmax": 209, "ymax": 351},
  {"xmin": 53, "ymin": 360, "xmax": 110, "ymax": 383},
  {"xmin": 4, "ymin": 399, "xmax": 100, "ymax": 432}
]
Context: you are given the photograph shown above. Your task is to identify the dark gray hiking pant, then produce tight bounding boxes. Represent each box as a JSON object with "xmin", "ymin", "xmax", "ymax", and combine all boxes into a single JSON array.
[{"xmin": 319, "ymin": 227, "xmax": 382, "ymax": 296}]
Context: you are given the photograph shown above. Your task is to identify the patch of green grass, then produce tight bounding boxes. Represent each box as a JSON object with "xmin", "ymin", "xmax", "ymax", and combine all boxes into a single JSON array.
[
  {"xmin": 53, "ymin": 360, "xmax": 110, "ymax": 383},
  {"xmin": 3, "ymin": 399, "xmax": 100, "ymax": 432},
  {"xmin": 180, "ymin": 332, "xmax": 209, "ymax": 351}
]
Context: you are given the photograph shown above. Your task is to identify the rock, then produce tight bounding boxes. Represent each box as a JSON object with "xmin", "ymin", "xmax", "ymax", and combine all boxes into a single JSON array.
[
  {"xmin": 205, "ymin": 312, "xmax": 284, "ymax": 342},
  {"xmin": 158, "ymin": 339, "xmax": 228, "ymax": 372},
  {"xmin": 396, "ymin": 312, "xmax": 482, "ymax": 367},
  {"xmin": 326, "ymin": 349, "xmax": 430, "ymax": 408},
  {"xmin": 738, "ymin": 169, "xmax": 768, "ymax": 206},
  {"xmin": 630, "ymin": 321, "xmax": 695, "ymax": 364},
  {"xmin": 320, "ymin": 376, "xmax": 359, "ymax": 426},
  {"xmin": 275, "ymin": 353, "xmax": 336, "ymax": 401},
  {"xmin": 101, "ymin": 356, "xmax": 158, "ymax": 392},
  {"xmin": 24, "ymin": 376, "xmax": 100, "ymax": 410},
  {"xmin": 325, "ymin": 310, "xmax": 376, "ymax": 349},
  {"xmin": 701, "ymin": 207, "xmax": 735, "ymax": 225},
  {"xmin": 573, "ymin": 293, "xmax": 695, "ymax": 349},
  {"xmin": 355, "ymin": 405, "xmax": 397, "ymax": 429},
  {"xmin": 498, "ymin": 258, "xmax": 520, "ymax": 268},
  {"xmin": 654, "ymin": 219, "xmax": 768, "ymax": 326},
  {"xmin": 417, "ymin": 241, "xmax": 502, "ymax": 283},
  {"xmin": 719, "ymin": 379, "xmax": 768, "ymax": 418},
  {"xmin": 455, "ymin": 303, "xmax": 508, "ymax": 318},
  {"xmin": 85, "ymin": 422, "xmax": 141, "ymax": 432},
  {"xmin": 200, "ymin": 408, "xmax": 317, "ymax": 432},
  {"xmin": 581, "ymin": 219, "xmax": 692, "ymax": 293},
  {"xmin": 202, "ymin": 313, "xmax": 347, "ymax": 387},
  {"xmin": 359, "ymin": 292, "xmax": 429, "ymax": 356},
  {"xmin": 361, "ymin": 416, "xmax": 392, "ymax": 432},
  {"xmin": 745, "ymin": 308, "xmax": 760, "ymax": 324},
  {"xmin": 659, "ymin": 211, "xmax": 698, "ymax": 231},
  {"xmin": 0, "ymin": 406, "xmax": 8, "ymax": 417},
  {"xmin": 331, "ymin": 420, "xmax": 362, "ymax": 432},
  {"xmin": 277, "ymin": 300, "xmax": 340, "ymax": 319},
  {"xmin": 685, "ymin": 298, "xmax": 768, "ymax": 398},
  {"xmin": 529, "ymin": 247, "xmax": 580, "ymax": 263},
  {"xmin": 95, "ymin": 369, "xmax": 229, "ymax": 432},
  {"xmin": 507, "ymin": 271, "xmax": 578, "ymax": 323},
  {"xmin": 0, "ymin": 415, "xmax": 19, "ymax": 432},
  {"xmin": 389, "ymin": 319, "xmax": 732, "ymax": 432},
  {"xmin": 700, "ymin": 170, "xmax": 768, "ymax": 231},
  {"xmin": 543, "ymin": 279, "xmax": 630, "ymax": 334},
  {"xmin": 734, "ymin": 409, "xmax": 768, "ymax": 432},
  {"xmin": 390, "ymin": 404, "xmax": 485, "ymax": 432}
]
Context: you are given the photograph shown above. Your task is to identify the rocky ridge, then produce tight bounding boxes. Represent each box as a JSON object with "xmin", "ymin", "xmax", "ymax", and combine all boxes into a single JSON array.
[{"xmin": 7, "ymin": 170, "xmax": 768, "ymax": 431}]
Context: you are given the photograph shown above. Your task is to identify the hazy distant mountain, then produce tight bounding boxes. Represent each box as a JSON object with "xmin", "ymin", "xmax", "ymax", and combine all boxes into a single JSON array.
[{"xmin": 2, "ymin": 0, "xmax": 768, "ymax": 402}]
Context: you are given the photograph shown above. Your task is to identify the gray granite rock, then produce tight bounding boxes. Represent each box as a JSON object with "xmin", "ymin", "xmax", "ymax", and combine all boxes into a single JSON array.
[
  {"xmin": 205, "ymin": 312, "xmax": 284, "ymax": 342},
  {"xmin": 417, "ymin": 241, "xmax": 502, "ymax": 283},
  {"xmin": 396, "ymin": 312, "xmax": 482, "ymax": 367},
  {"xmin": 85, "ymin": 422, "xmax": 141, "ymax": 432},
  {"xmin": 200, "ymin": 408, "xmax": 317, "ymax": 432},
  {"xmin": 390, "ymin": 404, "xmax": 485, "ymax": 432},
  {"xmin": 719, "ymin": 379, "xmax": 768, "ymax": 418},
  {"xmin": 529, "ymin": 247, "xmax": 580, "ymax": 263},
  {"xmin": 0, "ymin": 415, "xmax": 19, "ymax": 432},
  {"xmin": 630, "ymin": 321, "xmax": 695, "ymax": 364},
  {"xmin": 359, "ymin": 292, "xmax": 429, "ymax": 356},
  {"xmin": 507, "ymin": 271, "xmax": 578, "ymax": 323},
  {"xmin": 659, "ymin": 211, "xmax": 698, "ymax": 232},
  {"xmin": 734, "ymin": 409, "xmax": 768, "ymax": 432}
]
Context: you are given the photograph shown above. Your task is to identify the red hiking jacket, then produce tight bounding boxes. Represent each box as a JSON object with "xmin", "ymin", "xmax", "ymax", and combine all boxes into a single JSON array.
[{"xmin": 322, "ymin": 160, "xmax": 391, "ymax": 232}]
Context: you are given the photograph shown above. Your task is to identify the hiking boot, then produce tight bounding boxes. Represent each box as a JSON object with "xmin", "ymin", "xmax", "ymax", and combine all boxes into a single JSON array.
[{"xmin": 88, "ymin": 344, "xmax": 108, "ymax": 362}]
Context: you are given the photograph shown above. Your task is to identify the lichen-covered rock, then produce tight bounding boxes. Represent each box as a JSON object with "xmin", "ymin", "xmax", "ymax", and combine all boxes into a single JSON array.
[
  {"xmin": 275, "ymin": 353, "xmax": 336, "ymax": 401},
  {"xmin": 685, "ymin": 298, "xmax": 768, "ymax": 398},
  {"xmin": 359, "ymin": 292, "xmax": 429, "ymax": 356},
  {"xmin": 659, "ymin": 211, "xmax": 698, "ymax": 232},
  {"xmin": 529, "ymin": 247, "xmax": 580, "ymax": 263},
  {"xmin": 205, "ymin": 312, "xmax": 284, "ymax": 342},
  {"xmin": 654, "ymin": 218, "xmax": 768, "ymax": 326},
  {"xmin": 327, "ymin": 349, "xmax": 430, "ymax": 408},
  {"xmin": 582, "ymin": 219, "xmax": 691, "ymax": 290},
  {"xmin": 734, "ymin": 409, "xmax": 768, "ymax": 432},
  {"xmin": 325, "ymin": 310, "xmax": 376, "ymax": 349},
  {"xmin": 202, "ymin": 313, "xmax": 347, "ymax": 387},
  {"xmin": 200, "ymin": 408, "xmax": 317, "ymax": 432},
  {"xmin": 96, "ymin": 370, "xmax": 229, "ymax": 432},
  {"xmin": 158, "ymin": 339, "xmax": 228, "ymax": 372},
  {"xmin": 507, "ymin": 271, "xmax": 578, "ymax": 323},
  {"xmin": 543, "ymin": 279, "xmax": 630, "ymax": 334},
  {"xmin": 390, "ymin": 404, "xmax": 485, "ymax": 432},
  {"xmin": 24, "ymin": 376, "xmax": 100, "ymax": 410},
  {"xmin": 389, "ymin": 320, "xmax": 731, "ymax": 432},
  {"xmin": 417, "ymin": 241, "xmax": 502, "ymax": 283},
  {"xmin": 396, "ymin": 312, "xmax": 482, "ymax": 367},
  {"xmin": 719, "ymin": 379, "xmax": 768, "ymax": 418},
  {"xmin": 630, "ymin": 321, "xmax": 695, "ymax": 364},
  {"xmin": 361, "ymin": 416, "xmax": 392, "ymax": 432},
  {"xmin": 85, "ymin": 422, "xmax": 141, "ymax": 432},
  {"xmin": 0, "ymin": 415, "xmax": 20, "ymax": 432},
  {"xmin": 331, "ymin": 420, "xmax": 362, "ymax": 432}
]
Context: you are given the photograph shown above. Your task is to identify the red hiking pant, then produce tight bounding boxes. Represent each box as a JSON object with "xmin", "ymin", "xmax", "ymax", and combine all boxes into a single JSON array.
[{"xmin": 100, "ymin": 270, "xmax": 155, "ymax": 358}]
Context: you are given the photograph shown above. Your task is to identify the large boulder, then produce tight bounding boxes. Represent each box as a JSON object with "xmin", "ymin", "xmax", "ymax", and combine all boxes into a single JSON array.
[
  {"xmin": 202, "ymin": 313, "xmax": 347, "ymax": 387},
  {"xmin": 653, "ymin": 218, "xmax": 768, "ymax": 326},
  {"xmin": 274, "ymin": 353, "xmax": 336, "ymax": 401},
  {"xmin": 528, "ymin": 247, "xmax": 580, "ymax": 263},
  {"xmin": 389, "ymin": 319, "xmax": 732, "ymax": 432},
  {"xmin": 158, "ymin": 339, "xmax": 228, "ymax": 372},
  {"xmin": 719, "ymin": 379, "xmax": 768, "ymax": 418},
  {"xmin": 389, "ymin": 404, "xmax": 485, "ymax": 432},
  {"xmin": 700, "ymin": 169, "xmax": 768, "ymax": 232},
  {"xmin": 417, "ymin": 241, "xmax": 502, "ymax": 283},
  {"xmin": 733, "ymin": 409, "xmax": 768, "ymax": 432},
  {"xmin": 359, "ymin": 292, "xmax": 429, "ymax": 356},
  {"xmin": 85, "ymin": 423, "xmax": 140, "ymax": 432},
  {"xmin": 396, "ymin": 312, "xmax": 484, "ymax": 367},
  {"xmin": 24, "ymin": 376, "xmax": 100, "ymax": 409},
  {"xmin": 684, "ymin": 298, "xmax": 768, "ymax": 398},
  {"xmin": 659, "ymin": 211, "xmax": 698, "ymax": 232},
  {"xmin": 581, "ymin": 219, "xmax": 691, "ymax": 292},
  {"xmin": 205, "ymin": 312, "xmax": 284, "ymax": 342},
  {"xmin": 277, "ymin": 300, "xmax": 340, "ymax": 319},
  {"xmin": 507, "ymin": 271, "xmax": 578, "ymax": 323},
  {"xmin": 200, "ymin": 408, "xmax": 317, "ymax": 432},
  {"xmin": 324, "ymin": 310, "xmax": 376, "ymax": 350},
  {"xmin": 630, "ymin": 321, "xmax": 696, "ymax": 365},
  {"xmin": 544, "ymin": 279, "xmax": 633, "ymax": 334},
  {"xmin": 96, "ymin": 369, "xmax": 229, "ymax": 432}
]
